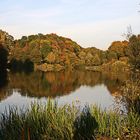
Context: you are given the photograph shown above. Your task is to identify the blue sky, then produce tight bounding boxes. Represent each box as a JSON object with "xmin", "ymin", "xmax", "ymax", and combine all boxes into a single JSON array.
[{"xmin": 0, "ymin": 0, "xmax": 140, "ymax": 49}]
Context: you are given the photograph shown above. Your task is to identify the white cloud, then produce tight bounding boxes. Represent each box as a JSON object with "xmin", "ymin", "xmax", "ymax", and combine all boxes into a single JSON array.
[
  {"xmin": 2, "ymin": 15, "xmax": 140, "ymax": 49},
  {"xmin": 59, "ymin": 0, "xmax": 89, "ymax": 5},
  {"xmin": 1, "ymin": 7, "xmax": 140, "ymax": 50},
  {"xmin": 53, "ymin": 15, "xmax": 140, "ymax": 49},
  {"xmin": 0, "ymin": 6, "xmax": 62, "ymax": 21}
]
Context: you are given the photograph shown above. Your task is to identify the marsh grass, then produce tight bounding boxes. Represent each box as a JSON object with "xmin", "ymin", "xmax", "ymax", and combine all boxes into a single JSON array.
[{"xmin": 0, "ymin": 100, "xmax": 139, "ymax": 140}]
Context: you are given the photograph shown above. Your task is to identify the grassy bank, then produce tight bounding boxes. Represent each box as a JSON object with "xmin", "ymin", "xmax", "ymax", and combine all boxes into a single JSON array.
[{"xmin": 0, "ymin": 100, "xmax": 140, "ymax": 140}]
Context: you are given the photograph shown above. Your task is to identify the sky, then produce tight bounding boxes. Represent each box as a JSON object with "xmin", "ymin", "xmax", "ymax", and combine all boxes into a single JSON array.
[{"xmin": 0, "ymin": 0, "xmax": 140, "ymax": 50}]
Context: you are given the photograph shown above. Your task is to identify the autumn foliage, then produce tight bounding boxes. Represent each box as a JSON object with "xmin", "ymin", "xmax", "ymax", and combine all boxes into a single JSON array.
[{"xmin": 0, "ymin": 29, "xmax": 140, "ymax": 72}]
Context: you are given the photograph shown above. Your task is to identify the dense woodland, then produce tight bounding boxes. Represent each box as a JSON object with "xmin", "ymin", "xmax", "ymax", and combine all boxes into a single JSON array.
[{"xmin": 0, "ymin": 29, "xmax": 140, "ymax": 73}]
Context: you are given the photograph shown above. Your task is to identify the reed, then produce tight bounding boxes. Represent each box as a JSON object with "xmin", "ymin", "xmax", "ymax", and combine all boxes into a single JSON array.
[{"xmin": 0, "ymin": 100, "xmax": 139, "ymax": 140}]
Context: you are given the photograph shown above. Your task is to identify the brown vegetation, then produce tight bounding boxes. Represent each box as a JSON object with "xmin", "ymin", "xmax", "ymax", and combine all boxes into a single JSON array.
[{"xmin": 0, "ymin": 29, "xmax": 140, "ymax": 73}]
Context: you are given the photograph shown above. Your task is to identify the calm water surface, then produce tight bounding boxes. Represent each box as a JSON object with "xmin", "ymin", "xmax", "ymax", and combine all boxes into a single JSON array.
[{"xmin": 0, "ymin": 70, "xmax": 129, "ymax": 113}]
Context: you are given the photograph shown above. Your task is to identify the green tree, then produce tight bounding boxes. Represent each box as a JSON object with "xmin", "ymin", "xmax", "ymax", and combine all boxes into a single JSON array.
[
  {"xmin": 40, "ymin": 42, "xmax": 52, "ymax": 58},
  {"xmin": 19, "ymin": 36, "xmax": 27, "ymax": 48},
  {"xmin": 128, "ymin": 35, "xmax": 140, "ymax": 69}
]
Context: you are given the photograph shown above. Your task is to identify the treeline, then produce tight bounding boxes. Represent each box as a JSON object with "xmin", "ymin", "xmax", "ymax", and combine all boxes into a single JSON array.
[{"xmin": 0, "ymin": 29, "xmax": 140, "ymax": 72}]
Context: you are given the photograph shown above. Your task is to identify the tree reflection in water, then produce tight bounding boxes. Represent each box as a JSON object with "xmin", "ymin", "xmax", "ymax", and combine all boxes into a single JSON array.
[
  {"xmin": 0, "ymin": 69, "xmax": 133, "ymax": 115},
  {"xmin": 0, "ymin": 70, "xmax": 129, "ymax": 100}
]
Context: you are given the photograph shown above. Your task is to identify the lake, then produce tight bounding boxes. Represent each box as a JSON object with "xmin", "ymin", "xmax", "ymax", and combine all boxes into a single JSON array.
[{"xmin": 0, "ymin": 70, "xmax": 129, "ymax": 113}]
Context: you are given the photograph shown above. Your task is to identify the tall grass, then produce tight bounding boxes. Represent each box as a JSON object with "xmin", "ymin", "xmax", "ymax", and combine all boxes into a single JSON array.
[{"xmin": 0, "ymin": 100, "xmax": 140, "ymax": 140}]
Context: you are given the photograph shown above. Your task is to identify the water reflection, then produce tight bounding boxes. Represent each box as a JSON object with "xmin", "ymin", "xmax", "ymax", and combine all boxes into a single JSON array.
[
  {"xmin": 8, "ymin": 71, "xmax": 129, "ymax": 98},
  {"xmin": 0, "ymin": 70, "xmax": 130, "ymax": 112}
]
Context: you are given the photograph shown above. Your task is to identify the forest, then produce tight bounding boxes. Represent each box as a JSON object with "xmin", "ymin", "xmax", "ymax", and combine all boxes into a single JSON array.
[{"xmin": 0, "ymin": 29, "xmax": 140, "ymax": 73}]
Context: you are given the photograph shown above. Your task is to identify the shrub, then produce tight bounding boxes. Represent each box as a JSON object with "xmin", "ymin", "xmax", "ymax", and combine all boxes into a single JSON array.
[{"xmin": 127, "ymin": 35, "xmax": 140, "ymax": 69}]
